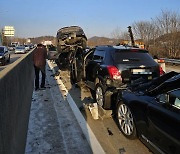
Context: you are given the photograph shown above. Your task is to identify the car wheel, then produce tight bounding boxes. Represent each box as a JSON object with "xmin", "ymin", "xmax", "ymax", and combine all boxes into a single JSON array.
[
  {"xmin": 7, "ymin": 55, "xmax": 10, "ymax": 63},
  {"xmin": 116, "ymin": 102, "xmax": 137, "ymax": 139},
  {"xmin": 95, "ymin": 83, "xmax": 106, "ymax": 108},
  {"xmin": 2, "ymin": 59, "xmax": 6, "ymax": 66}
]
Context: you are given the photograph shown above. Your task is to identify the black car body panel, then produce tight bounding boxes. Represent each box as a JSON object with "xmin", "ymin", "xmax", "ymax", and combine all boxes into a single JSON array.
[{"xmin": 118, "ymin": 72, "xmax": 180, "ymax": 154}]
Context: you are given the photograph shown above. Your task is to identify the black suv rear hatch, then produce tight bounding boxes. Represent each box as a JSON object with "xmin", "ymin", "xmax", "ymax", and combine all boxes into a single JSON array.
[{"xmin": 113, "ymin": 49, "xmax": 160, "ymax": 82}]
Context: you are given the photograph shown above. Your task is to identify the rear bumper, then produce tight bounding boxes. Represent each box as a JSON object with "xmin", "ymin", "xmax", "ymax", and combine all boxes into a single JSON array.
[{"xmin": 15, "ymin": 51, "xmax": 26, "ymax": 54}]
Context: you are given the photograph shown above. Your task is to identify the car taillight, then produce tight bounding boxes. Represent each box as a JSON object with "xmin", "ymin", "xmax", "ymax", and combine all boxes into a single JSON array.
[
  {"xmin": 107, "ymin": 66, "xmax": 122, "ymax": 80},
  {"xmin": 159, "ymin": 66, "xmax": 164, "ymax": 75},
  {"xmin": 157, "ymin": 59, "xmax": 165, "ymax": 63}
]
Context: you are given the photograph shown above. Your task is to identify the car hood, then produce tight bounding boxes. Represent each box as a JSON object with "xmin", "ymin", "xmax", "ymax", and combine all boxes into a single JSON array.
[
  {"xmin": 0, "ymin": 53, "xmax": 4, "ymax": 56},
  {"xmin": 146, "ymin": 73, "xmax": 180, "ymax": 96}
]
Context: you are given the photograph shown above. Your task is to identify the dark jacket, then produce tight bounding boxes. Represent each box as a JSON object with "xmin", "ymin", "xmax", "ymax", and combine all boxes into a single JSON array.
[{"xmin": 33, "ymin": 46, "xmax": 47, "ymax": 69}]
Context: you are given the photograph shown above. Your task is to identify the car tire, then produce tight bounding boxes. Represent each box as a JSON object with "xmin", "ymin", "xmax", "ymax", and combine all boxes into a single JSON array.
[
  {"xmin": 95, "ymin": 83, "xmax": 106, "ymax": 108},
  {"xmin": 2, "ymin": 59, "xmax": 6, "ymax": 66},
  {"xmin": 7, "ymin": 55, "xmax": 10, "ymax": 63},
  {"xmin": 116, "ymin": 101, "xmax": 137, "ymax": 139}
]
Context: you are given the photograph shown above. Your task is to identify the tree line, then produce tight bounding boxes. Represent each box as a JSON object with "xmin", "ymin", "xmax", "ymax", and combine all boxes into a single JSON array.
[{"xmin": 112, "ymin": 10, "xmax": 180, "ymax": 59}]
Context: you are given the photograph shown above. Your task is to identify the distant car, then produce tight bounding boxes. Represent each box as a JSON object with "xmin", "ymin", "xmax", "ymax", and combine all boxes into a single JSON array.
[
  {"xmin": 116, "ymin": 72, "xmax": 180, "ymax": 154},
  {"xmin": 0, "ymin": 46, "xmax": 10, "ymax": 65},
  {"xmin": 47, "ymin": 45, "xmax": 58, "ymax": 61},
  {"xmin": 8, "ymin": 45, "xmax": 16, "ymax": 51},
  {"xmin": 24, "ymin": 45, "xmax": 30, "ymax": 51},
  {"xmin": 29, "ymin": 44, "xmax": 34, "ymax": 49},
  {"xmin": 15, "ymin": 46, "xmax": 26, "ymax": 54}
]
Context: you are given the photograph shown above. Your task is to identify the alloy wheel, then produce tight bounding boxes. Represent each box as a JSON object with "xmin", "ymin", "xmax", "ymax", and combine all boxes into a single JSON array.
[
  {"xmin": 96, "ymin": 86, "xmax": 104, "ymax": 107},
  {"xmin": 117, "ymin": 104, "xmax": 134, "ymax": 136}
]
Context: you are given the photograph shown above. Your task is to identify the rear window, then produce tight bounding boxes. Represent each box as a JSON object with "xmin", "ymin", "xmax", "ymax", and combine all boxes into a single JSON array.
[
  {"xmin": 114, "ymin": 50, "xmax": 155, "ymax": 64},
  {"xmin": 16, "ymin": 46, "xmax": 25, "ymax": 49}
]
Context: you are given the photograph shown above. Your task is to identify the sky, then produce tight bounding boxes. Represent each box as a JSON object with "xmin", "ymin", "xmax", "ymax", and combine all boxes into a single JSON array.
[{"xmin": 0, "ymin": 0, "xmax": 180, "ymax": 38}]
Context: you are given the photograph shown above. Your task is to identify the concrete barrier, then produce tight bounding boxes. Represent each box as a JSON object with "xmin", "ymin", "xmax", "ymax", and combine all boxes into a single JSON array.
[{"xmin": 0, "ymin": 51, "xmax": 34, "ymax": 154}]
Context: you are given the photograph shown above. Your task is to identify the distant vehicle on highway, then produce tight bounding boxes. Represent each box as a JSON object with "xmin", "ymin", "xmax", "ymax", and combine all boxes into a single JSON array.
[
  {"xmin": 47, "ymin": 45, "xmax": 58, "ymax": 61},
  {"xmin": 116, "ymin": 71, "xmax": 180, "ymax": 154},
  {"xmin": 8, "ymin": 45, "xmax": 16, "ymax": 51},
  {"xmin": 29, "ymin": 44, "xmax": 35, "ymax": 49},
  {"xmin": 24, "ymin": 45, "xmax": 30, "ymax": 51},
  {"xmin": 0, "ymin": 46, "xmax": 10, "ymax": 65},
  {"xmin": 11, "ymin": 42, "xmax": 19, "ymax": 46},
  {"xmin": 15, "ymin": 46, "xmax": 26, "ymax": 54}
]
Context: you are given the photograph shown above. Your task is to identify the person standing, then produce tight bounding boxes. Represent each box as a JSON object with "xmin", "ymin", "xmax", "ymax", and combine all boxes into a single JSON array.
[{"xmin": 33, "ymin": 43, "xmax": 47, "ymax": 90}]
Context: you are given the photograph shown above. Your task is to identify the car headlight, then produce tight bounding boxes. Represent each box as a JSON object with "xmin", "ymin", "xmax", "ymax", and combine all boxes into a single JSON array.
[{"xmin": 0, "ymin": 56, "xmax": 3, "ymax": 58}]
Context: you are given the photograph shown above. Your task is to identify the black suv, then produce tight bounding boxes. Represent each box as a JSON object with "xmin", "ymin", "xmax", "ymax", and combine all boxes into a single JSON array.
[{"xmin": 71, "ymin": 45, "xmax": 163, "ymax": 109}]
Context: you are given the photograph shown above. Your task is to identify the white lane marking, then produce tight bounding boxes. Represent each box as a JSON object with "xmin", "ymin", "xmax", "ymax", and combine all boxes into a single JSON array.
[{"xmin": 47, "ymin": 60, "xmax": 105, "ymax": 154}]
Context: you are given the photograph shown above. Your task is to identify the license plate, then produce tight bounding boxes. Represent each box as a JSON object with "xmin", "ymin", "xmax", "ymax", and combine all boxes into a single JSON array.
[{"xmin": 132, "ymin": 69, "xmax": 152, "ymax": 74}]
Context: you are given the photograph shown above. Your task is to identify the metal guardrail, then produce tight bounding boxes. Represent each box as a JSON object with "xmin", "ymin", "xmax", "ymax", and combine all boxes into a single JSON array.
[{"xmin": 161, "ymin": 58, "xmax": 180, "ymax": 65}]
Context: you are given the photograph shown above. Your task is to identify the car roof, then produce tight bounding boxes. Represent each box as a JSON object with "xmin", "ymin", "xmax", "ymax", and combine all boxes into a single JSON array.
[{"xmin": 95, "ymin": 45, "xmax": 148, "ymax": 52}]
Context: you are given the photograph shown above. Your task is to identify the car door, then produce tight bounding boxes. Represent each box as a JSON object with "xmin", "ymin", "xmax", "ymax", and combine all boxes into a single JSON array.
[
  {"xmin": 147, "ymin": 90, "xmax": 180, "ymax": 154},
  {"xmin": 85, "ymin": 49, "xmax": 105, "ymax": 82}
]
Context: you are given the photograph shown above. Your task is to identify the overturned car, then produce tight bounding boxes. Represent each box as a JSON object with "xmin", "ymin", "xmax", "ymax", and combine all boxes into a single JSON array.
[{"xmin": 56, "ymin": 26, "xmax": 87, "ymax": 70}]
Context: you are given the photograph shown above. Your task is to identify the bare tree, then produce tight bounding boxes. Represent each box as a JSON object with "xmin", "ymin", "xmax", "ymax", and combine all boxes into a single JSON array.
[
  {"xmin": 132, "ymin": 21, "xmax": 157, "ymax": 50},
  {"xmin": 121, "ymin": 31, "xmax": 130, "ymax": 41},
  {"xmin": 154, "ymin": 10, "xmax": 180, "ymax": 58},
  {"xmin": 111, "ymin": 27, "xmax": 131, "ymax": 45}
]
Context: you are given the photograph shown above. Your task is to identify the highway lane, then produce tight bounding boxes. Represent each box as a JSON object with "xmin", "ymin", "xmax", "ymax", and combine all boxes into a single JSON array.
[{"xmin": 166, "ymin": 64, "xmax": 180, "ymax": 72}]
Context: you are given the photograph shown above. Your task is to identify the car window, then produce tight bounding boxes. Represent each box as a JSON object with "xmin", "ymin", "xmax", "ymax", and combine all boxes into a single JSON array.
[
  {"xmin": 174, "ymin": 98, "xmax": 180, "ymax": 107},
  {"xmin": 157, "ymin": 94, "xmax": 168, "ymax": 103},
  {"xmin": 168, "ymin": 89, "xmax": 180, "ymax": 108},
  {"xmin": 93, "ymin": 50, "xmax": 105, "ymax": 62},
  {"xmin": 16, "ymin": 46, "xmax": 25, "ymax": 49},
  {"xmin": 114, "ymin": 51, "xmax": 155, "ymax": 65}
]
